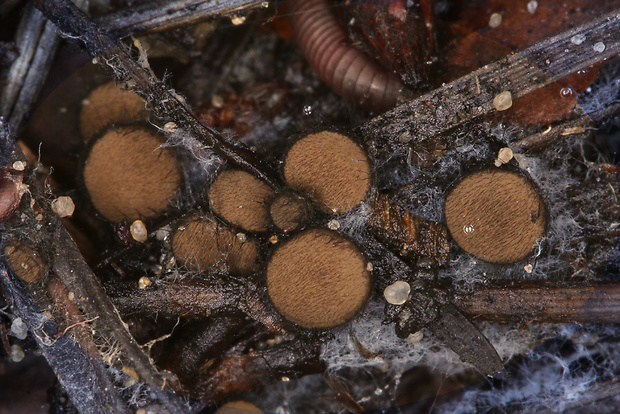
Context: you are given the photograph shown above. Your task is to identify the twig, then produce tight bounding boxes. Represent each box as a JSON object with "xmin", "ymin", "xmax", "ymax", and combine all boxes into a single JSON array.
[
  {"xmin": 33, "ymin": 0, "xmax": 281, "ymax": 189},
  {"xmin": 0, "ymin": 265, "xmax": 130, "ymax": 414},
  {"xmin": 514, "ymin": 102, "xmax": 620, "ymax": 151},
  {"xmin": 110, "ymin": 279, "xmax": 286, "ymax": 333},
  {"xmin": 454, "ymin": 281, "xmax": 620, "ymax": 324},
  {"xmin": 358, "ymin": 9, "xmax": 620, "ymax": 149},
  {"xmin": 97, "ymin": 0, "xmax": 266, "ymax": 37}
]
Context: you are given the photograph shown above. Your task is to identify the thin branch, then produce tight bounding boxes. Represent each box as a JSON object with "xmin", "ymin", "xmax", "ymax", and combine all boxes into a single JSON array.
[
  {"xmin": 33, "ymin": 0, "xmax": 281, "ymax": 189},
  {"xmin": 0, "ymin": 264, "xmax": 129, "ymax": 414},
  {"xmin": 454, "ymin": 281, "xmax": 620, "ymax": 324},
  {"xmin": 97, "ymin": 0, "xmax": 266, "ymax": 37},
  {"xmin": 358, "ymin": 9, "xmax": 620, "ymax": 149}
]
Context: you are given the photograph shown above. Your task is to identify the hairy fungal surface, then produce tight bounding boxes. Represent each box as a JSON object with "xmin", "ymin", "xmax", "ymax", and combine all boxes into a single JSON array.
[
  {"xmin": 209, "ymin": 169, "xmax": 274, "ymax": 232},
  {"xmin": 79, "ymin": 81, "xmax": 147, "ymax": 140},
  {"xmin": 171, "ymin": 215, "xmax": 259, "ymax": 276},
  {"xmin": 215, "ymin": 401, "xmax": 263, "ymax": 413},
  {"xmin": 83, "ymin": 126, "xmax": 181, "ymax": 222},
  {"xmin": 283, "ymin": 131, "xmax": 371, "ymax": 214},
  {"xmin": 445, "ymin": 170, "xmax": 547, "ymax": 263},
  {"xmin": 268, "ymin": 189, "xmax": 312, "ymax": 233},
  {"xmin": 266, "ymin": 228, "xmax": 371, "ymax": 329}
]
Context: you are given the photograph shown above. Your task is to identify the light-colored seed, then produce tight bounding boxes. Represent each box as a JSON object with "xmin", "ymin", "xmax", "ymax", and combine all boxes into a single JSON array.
[
  {"xmin": 488, "ymin": 12, "xmax": 502, "ymax": 28},
  {"xmin": 138, "ymin": 276, "xmax": 152, "ymax": 289}
]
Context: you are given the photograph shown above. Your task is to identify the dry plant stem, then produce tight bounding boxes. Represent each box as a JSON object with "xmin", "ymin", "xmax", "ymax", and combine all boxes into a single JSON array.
[
  {"xmin": 33, "ymin": 0, "xmax": 280, "ymax": 189},
  {"xmin": 194, "ymin": 340, "xmax": 325, "ymax": 401},
  {"xmin": 0, "ymin": 4, "xmax": 61, "ymax": 138},
  {"xmin": 0, "ymin": 138, "xmax": 173, "ymax": 407},
  {"xmin": 358, "ymin": 9, "xmax": 620, "ymax": 146},
  {"xmin": 111, "ymin": 279, "xmax": 286, "ymax": 333},
  {"xmin": 514, "ymin": 101, "xmax": 620, "ymax": 151},
  {"xmin": 454, "ymin": 282, "xmax": 620, "ymax": 324},
  {"xmin": 98, "ymin": 0, "xmax": 265, "ymax": 37},
  {"xmin": 0, "ymin": 266, "xmax": 129, "ymax": 414}
]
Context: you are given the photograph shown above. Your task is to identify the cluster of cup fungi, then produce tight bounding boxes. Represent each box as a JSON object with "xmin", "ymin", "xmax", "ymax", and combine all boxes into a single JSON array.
[
  {"xmin": 2, "ymin": 71, "xmax": 552, "ymax": 407},
  {"xmin": 82, "ymin": 77, "xmax": 546, "ymax": 330}
]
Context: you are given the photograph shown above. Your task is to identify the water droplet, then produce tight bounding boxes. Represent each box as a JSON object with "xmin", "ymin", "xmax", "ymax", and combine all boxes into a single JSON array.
[
  {"xmin": 303, "ymin": 105, "xmax": 313, "ymax": 116},
  {"xmin": 463, "ymin": 224, "xmax": 475, "ymax": 234},
  {"xmin": 560, "ymin": 87, "xmax": 573, "ymax": 97},
  {"xmin": 527, "ymin": 0, "xmax": 538, "ymax": 14},
  {"xmin": 570, "ymin": 34, "xmax": 586, "ymax": 45},
  {"xmin": 593, "ymin": 42, "xmax": 606, "ymax": 53}
]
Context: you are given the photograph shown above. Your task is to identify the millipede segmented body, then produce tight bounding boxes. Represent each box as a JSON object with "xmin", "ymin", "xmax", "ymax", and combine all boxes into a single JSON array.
[{"xmin": 288, "ymin": 0, "xmax": 404, "ymax": 112}]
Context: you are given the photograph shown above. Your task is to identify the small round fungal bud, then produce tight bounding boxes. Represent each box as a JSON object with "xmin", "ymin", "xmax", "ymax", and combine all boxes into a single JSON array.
[
  {"xmin": 266, "ymin": 228, "xmax": 371, "ymax": 329},
  {"xmin": 83, "ymin": 126, "xmax": 181, "ymax": 222},
  {"xmin": 493, "ymin": 91, "xmax": 513, "ymax": 111},
  {"xmin": 384, "ymin": 281, "xmax": 411, "ymax": 305},
  {"xmin": 171, "ymin": 215, "xmax": 259, "ymax": 276},
  {"xmin": 138, "ymin": 276, "xmax": 152, "ymax": 289},
  {"xmin": 130, "ymin": 220, "xmax": 148, "ymax": 242},
  {"xmin": 445, "ymin": 170, "xmax": 547, "ymax": 263},
  {"xmin": 79, "ymin": 81, "xmax": 147, "ymax": 139},
  {"xmin": 4, "ymin": 242, "xmax": 47, "ymax": 284},
  {"xmin": 268, "ymin": 189, "xmax": 312, "ymax": 232},
  {"xmin": 283, "ymin": 131, "xmax": 371, "ymax": 214},
  {"xmin": 495, "ymin": 147, "xmax": 514, "ymax": 167},
  {"xmin": 51, "ymin": 196, "xmax": 75, "ymax": 218},
  {"xmin": 488, "ymin": 12, "xmax": 502, "ymax": 28},
  {"xmin": 209, "ymin": 169, "xmax": 274, "ymax": 232},
  {"xmin": 216, "ymin": 401, "xmax": 263, "ymax": 414}
]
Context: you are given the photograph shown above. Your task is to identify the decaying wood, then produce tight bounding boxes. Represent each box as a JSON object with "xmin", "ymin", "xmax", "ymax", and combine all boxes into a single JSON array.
[
  {"xmin": 0, "ymin": 4, "xmax": 62, "ymax": 136},
  {"xmin": 97, "ymin": 0, "xmax": 265, "ymax": 37},
  {"xmin": 0, "ymin": 266, "xmax": 129, "ymax": 414},
  {"xmin": 514, "ymin": 101, "xmax": 620, "ymax": 151},
  {"xmin": 357, "ymin": 9, "xmax": 620, "ymax": 149},
  {"xmin": 33, "ymin": 0, "xmax": 281, "ymax": 189},
  {"xmin": 110, "ymin": 278, "xmax": 286, "ymax": 333},
  {"xmin": 368, "ymin": 192, "xmax": 449, "ymax": 267},
  {"xmin": 454, "ymin": 281, "xmax": 620, "ymax": 324}
]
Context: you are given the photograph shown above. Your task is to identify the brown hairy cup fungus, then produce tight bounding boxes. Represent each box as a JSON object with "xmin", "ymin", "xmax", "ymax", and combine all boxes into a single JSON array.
[
  {"xmin": 209, "ymin": 169, "xmax": 274, "ymax": 232},
  {"xmin": 283, "ymin": 131, "xmax": 371, "ymax": 214},
  {"xmin": 82, "ymin": 126, "xmax": 181, "ymax": 222},
  {"xmin": 216, "ymin": 401, "xmax": 263, "ymax": 414},
  {"xmin": 79, "ymin": 81, "xmax": 147, "ymax": 140},
  {"xmin": 268, "ymin": 189, "xmax": 313, "ymax": 233},
  {"xmin": 266, "ymin": 228, "xmax": 371, "ymax": 329},
  {"xmin": 444, "ymin": 170, "xmax": 547, "ymax": 263},
  {"xmin": 171, "ymin": 215, "xmax": 259, "ymax": 276}
]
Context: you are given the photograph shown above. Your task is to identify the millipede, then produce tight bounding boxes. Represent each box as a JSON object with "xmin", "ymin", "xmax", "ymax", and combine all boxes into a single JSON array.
[{"xmin": 287, "ymin": 0, "xmax": 404, "ymax": 112}]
